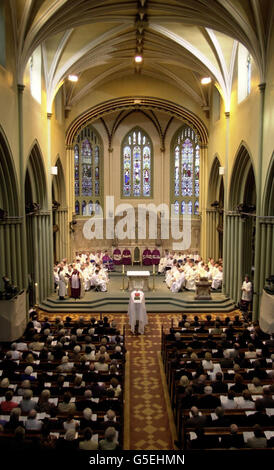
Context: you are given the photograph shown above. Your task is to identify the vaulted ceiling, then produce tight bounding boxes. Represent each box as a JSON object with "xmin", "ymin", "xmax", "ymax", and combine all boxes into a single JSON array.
[{"xmin": 9, "ymin": 0, "xmax": 274, "ymax": 112}]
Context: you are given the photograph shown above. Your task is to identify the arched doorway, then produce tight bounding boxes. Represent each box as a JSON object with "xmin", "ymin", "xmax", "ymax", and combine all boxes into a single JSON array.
[
  {"xmin": 25, "ymin": 142, "xmax": 52, "ymax": 305},
  {"xmin": 226, "ymin": 144, "xmax": 256, "ymax": 303},
  {"xmin": 207, "ymin": 156, "xmax": 224, "ymax": 260},
  {"xmin": 0, "ymin": 126, "xmax": 21, "ymax": 289},
  {"xmin": 52, "ymin": 157, "xmax": 68, "ymax": 264}
]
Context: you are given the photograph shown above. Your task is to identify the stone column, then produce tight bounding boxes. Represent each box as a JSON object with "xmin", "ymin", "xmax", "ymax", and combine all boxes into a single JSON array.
[
  {"xmin": 253, "ymin": 83, "xmax": 266, "ymax": 319},
  {"xmin": 200, "ymin": 144, "xmax": 208, "ymax": 259},
  {"xmin": 17, "ymin": 84, "xmax": 28, "ymax": 290},
  {"xmin": 47, "ymin": 113, "xmax": 54, "ymax": 294},
  {"xmin": 222, "ymin": 111, "xmax": 230, "ymax": 296}
]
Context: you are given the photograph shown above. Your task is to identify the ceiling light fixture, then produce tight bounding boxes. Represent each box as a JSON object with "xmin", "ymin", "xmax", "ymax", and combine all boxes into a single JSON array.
[
  {"xmin": 68, "ymin": 74, "xmax": 78, "ymax": 82},
  {"xmin": 201, "ymin": 77, "xmax": 212, "ymax": 85},
  {"xmin": 134, "ymin": 54, "xmax": 143, "ymax": 63}
]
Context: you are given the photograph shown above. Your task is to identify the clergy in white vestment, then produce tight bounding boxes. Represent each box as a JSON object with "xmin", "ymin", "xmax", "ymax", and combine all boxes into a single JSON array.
[
  {"xmin": 185, "ymin": 264, "xmax": 198, "ymax": 290},
  {"xmin": 58, "ymin": 266, "xmax": 67, "ymax": 300},
  {"xmin": 90, "ymin": 268, "xmax": 108, "ymax": 291},
  {"xmin": 53, "ymin": 267, "xmax": 59, "ymax": 292},
  {"xmin": 158, "ymin": 256, "xmax": 167, "ymax": 274},
  {"xmin": 241, "ymin": 276, "xmax": 252, "ymax": 302},
  {"xmin": 170, "ymin": 268, "xmax": 185, "ymax": 292},
  {"xmin": 127, "ymin": 289, "xmax": 148, "ymax": 335},
  {"xmin": 211, "ymin": 266, "xmax": 223, "ymax": 290}
]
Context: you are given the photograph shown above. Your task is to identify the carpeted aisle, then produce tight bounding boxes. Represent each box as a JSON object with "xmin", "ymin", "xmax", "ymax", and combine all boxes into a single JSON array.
[{"xmin": 124, "ymin": 313, "xmax": 178, "ymax": 450}]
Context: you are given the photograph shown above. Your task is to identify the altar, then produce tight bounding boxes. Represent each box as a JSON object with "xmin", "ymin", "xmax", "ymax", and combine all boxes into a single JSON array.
[{"xmin": 127, "ymin": 271, "xmax": 150, "ymax": 291}]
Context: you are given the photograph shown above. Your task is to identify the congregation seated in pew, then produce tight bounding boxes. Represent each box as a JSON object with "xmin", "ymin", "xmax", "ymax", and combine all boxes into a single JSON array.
[
  {"xmin": 161, "ymin": 313, "xmax": 274, "ymax": 450},
  {"xmin": 0, "ymin": 312, "xmax": 125, "ymax": 450}
]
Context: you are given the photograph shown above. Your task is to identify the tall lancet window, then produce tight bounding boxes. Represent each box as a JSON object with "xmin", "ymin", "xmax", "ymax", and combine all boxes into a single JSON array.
[
  {"xmin": 74, "ymin": 125, "xmax": 103, "ymax": 216},
  {"xmin": 121, "ymin": 128, "xmax": 152, "ymax": 198},
  {"xmin": 172, "ymin": 126, "xmax": 200, "ymax": 216}
]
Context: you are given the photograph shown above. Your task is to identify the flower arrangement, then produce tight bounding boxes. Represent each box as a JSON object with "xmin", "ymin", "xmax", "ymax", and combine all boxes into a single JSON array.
[{"xmin": 134, "ymin": 292, "xmax": 141, "ymax": 301}]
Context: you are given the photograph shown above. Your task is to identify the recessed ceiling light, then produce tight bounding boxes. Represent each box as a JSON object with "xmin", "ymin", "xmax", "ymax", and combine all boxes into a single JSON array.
[
  {"xmin": 68, "ymin": 74, "xmax": 78, "ymax": 82},
  {"xmin": 134, "ymin": 54, "xmax": 143, "ymax": 63},
  {"xmin": 201, "ymin": 77, "xmax": 212, "ymax": 85}
]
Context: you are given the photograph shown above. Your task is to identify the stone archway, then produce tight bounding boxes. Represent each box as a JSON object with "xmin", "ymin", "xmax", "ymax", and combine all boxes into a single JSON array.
[{"xmin": 25, "ymin": 142, "xmax": 52, "ymax": 305}]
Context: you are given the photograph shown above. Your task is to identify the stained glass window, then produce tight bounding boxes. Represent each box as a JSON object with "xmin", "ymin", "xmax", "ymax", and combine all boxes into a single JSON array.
[
  {"xmin": 172, "ymin": 126, "xmax": 200, "ymax": 216},
  {"xmin": 74, "ymin": 125, "xmax": 103, "ymax": 216},
  {"xmin": 122, "ymin": 128, "xmax": 152, "ymax": 197}
]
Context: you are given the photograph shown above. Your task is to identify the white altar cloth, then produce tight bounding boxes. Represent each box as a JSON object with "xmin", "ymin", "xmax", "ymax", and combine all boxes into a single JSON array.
[{"xmin": 127, "ymin": 271, "xmax": 150, "ymax": 291}]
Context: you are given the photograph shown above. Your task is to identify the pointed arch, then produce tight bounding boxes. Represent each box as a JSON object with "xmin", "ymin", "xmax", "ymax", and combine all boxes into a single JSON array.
[
  {"xmin": 0, "ymin": 125, "xmax": 19, "ymax": 216},
  {"xmin": 170, "ymin": 124, "xmax": 200, "ymax": 216},
  {"xmin": 263, "ymin": 152, "xmax": 274, "ymax": 216},
  {"xmin": 25, "ymin": 140, "xmax": 47, "ymax": 209},
  {"xmin": 229, "ymin": 143, "xmax": 256, "ymax": 210},
  {"xmin": 207, "ymin": 155, "xmax": 223, "ymax": 206},
  {"xmin": 121, "ymin": 126, "xmax": 153, "ymax": 198},
  {"xmin": 52, "ymin": 156, "xmax": 66, "ymax": 208}
]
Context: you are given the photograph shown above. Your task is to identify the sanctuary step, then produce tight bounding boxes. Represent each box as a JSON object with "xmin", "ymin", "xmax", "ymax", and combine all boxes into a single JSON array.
[{"xmin": 39, "ymin": 292, "xmax": 235, "ymax": 313}]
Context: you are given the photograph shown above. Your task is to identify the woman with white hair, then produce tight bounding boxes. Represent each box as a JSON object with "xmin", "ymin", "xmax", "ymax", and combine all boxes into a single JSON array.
[
  {"xmin": 80, "ymin": 407, "xmax": 94, "ymax": 429},
  {"xmin": 20, "ymin": 389, "xmax": 37, "ymax": 413},
  {"xmin": 56, "ymin": 355, "xmax": 74, "ymax": 372},
  {"xmin": 99, "ymin": 426, "xmax": 118, "ymax": 450}
]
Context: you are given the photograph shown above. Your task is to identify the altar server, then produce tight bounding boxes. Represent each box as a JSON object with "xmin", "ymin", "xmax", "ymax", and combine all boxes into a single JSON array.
[
  {"xmin": 211, "ymin": 266, "xmax": 223, "ymax": 290},
  {"xmin": 58, "ymin": 266, "xmax": 66, "ymax": 300}
]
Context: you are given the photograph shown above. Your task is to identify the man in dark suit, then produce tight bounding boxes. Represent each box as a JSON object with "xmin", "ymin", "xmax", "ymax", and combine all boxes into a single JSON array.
[
  {"xmin": 190, "ymin": 427, "xmax": 219, "ymax": 449},
  {"xmin": 185, "ymin": 406, "xmax": 208, "ymax": 427},
  {"xmin": 247, "ymin": 401, "xmax": 271, "ymax": 426},
  {"xmin": 220, "ymin": 424, "xmax": 244, "ymax": 448},
  {"xmin": 189, "ymin": 334, "xmax": 202, "ymax": 349},
  {"xmin": 255, "ymin": 388, "xmax": 274, "ymax": 409},
  {"xmin": 197, "ymin": 386, "xmax": 221, "ymax": 409},
  {"xmin": 212, "ymin": 372, "xmax": 228, "ymax": 393},
  {"xmin": 211, "ymin": 406, "xmax": 231, "ymax": 427}
]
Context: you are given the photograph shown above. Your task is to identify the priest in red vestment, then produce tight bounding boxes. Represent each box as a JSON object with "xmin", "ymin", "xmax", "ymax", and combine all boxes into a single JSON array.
[
  {"xmin": 122, "ymin": 248, "xmax": 132, "ymax": 265},
  {"xmin": 69, "ymin": 268, "xmax": 81, "ymax": 299},
  {"xmin": 152, "ymin": 248, "xmax": 161, "ymax": 265},
  {"xmin": 142, "ymin": 247, "xmax": 152, "ymax": 266}
]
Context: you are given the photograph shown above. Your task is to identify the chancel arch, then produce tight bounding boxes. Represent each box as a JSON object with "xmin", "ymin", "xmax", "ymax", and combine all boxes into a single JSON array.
[
  {"xmin": 206, "ymin": 156, "xmax": 224, "ymax": 260},
  {"xmin": 52, "ymin": 157, "xmax": 68, "ymax": 264},
  {"xmin": 0, "ymin": 126, "xmax": 22, "ymax": 289},
  {"xmin": 224, "ymin": 144, "xmax": 256, "ymax": 304},
  {"xmin": 25, "ymin": 142, "xmax": 52, "ymax": 305}
]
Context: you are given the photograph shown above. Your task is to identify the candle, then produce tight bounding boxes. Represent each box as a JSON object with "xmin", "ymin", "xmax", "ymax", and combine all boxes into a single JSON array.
[
  {"xmin": 122, "ymin": 264, "xmax": 125, "ymax": 274},
  {"xmin": 34, "ymin": 282, "xmax": 38, "ymax": 305},
  {"xmin": 153, "ymin": 264, "xmax": 155, "ymax": 274}
]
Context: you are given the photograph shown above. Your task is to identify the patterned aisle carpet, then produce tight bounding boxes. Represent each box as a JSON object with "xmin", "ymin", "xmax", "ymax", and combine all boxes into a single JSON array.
[
  {"xmin": 37, "ymin": 310, "xmax": 240, "ymax": 450},
  {"xmin": 124, "ymin": 313, "xmax": 178, "ymax": 450}
]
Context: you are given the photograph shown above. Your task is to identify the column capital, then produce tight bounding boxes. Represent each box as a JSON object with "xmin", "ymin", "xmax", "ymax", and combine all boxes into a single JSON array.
[
  {"xmin": 258, "ymin": 82, "xmax": 266, "ymax": 92},
  {"xmin": 225, "ymin": 111, "xmax": 230, "ymax": 118},
  {"xmin": 47, "ymin": 112, "xmax": 53, "ymax": 120},
  {"xmin": 160, "ymin": 146, "xmax": 165, "ymax": 153},
  {"xmin": 108, "ymin": 147, "xmax": 113, "ymax": 153},
  {"xmin": 17, "ymin": 84, "xmax": 25, "ymax": 93},
  {"xmin": 200, "ymin": 143, "xmax": 208, "ymax": 149}
]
